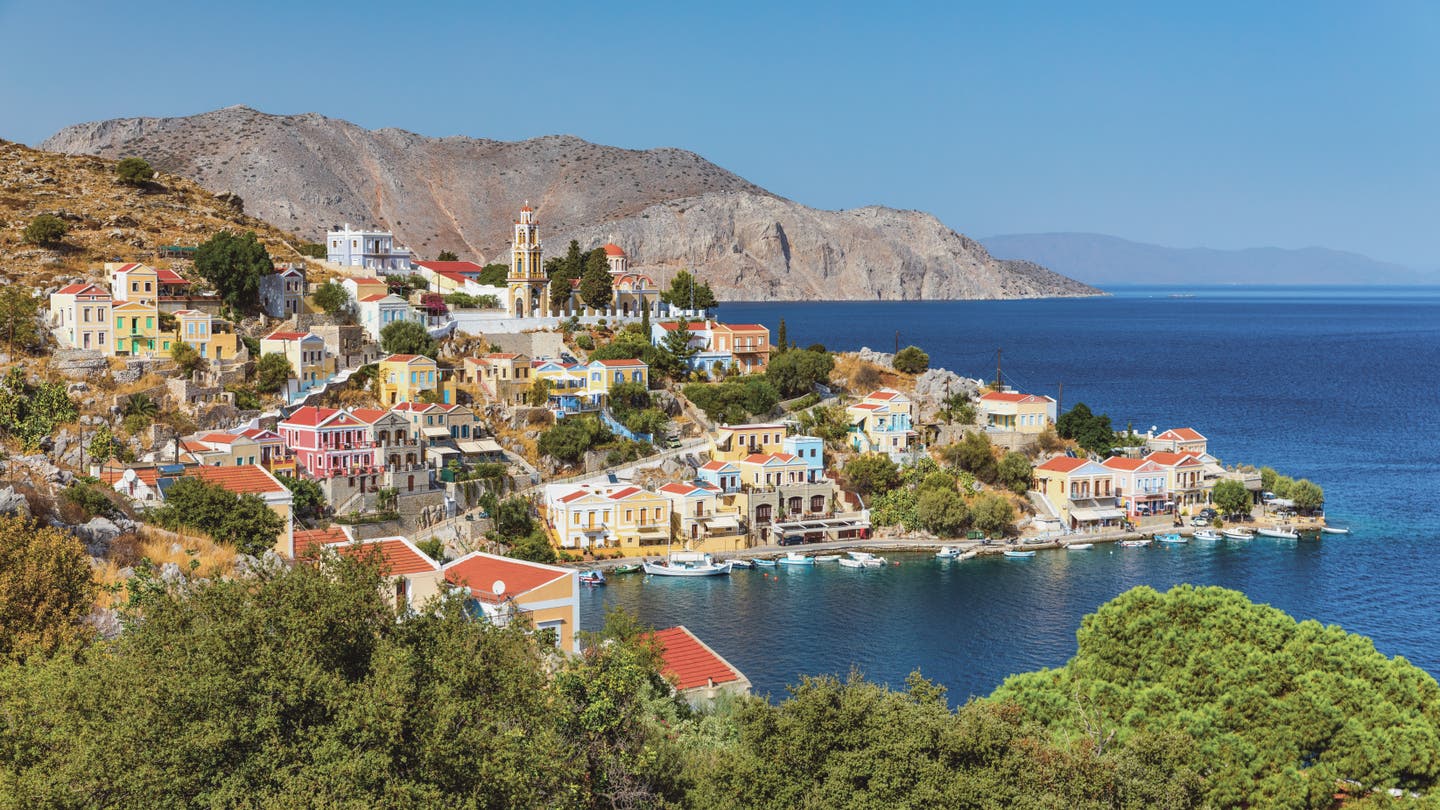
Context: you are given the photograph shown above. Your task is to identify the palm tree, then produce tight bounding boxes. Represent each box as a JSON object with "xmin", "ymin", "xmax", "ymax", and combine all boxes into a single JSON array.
[{"xmin": 124, "ymin": 392, "xmax": 159, "ymax": 419}]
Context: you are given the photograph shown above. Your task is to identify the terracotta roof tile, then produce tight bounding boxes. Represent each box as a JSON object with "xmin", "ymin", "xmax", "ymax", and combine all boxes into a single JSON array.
[
  {"xmin": 1036, "ymin": 456, "xmax": 1090, "ymax": 473},
  {"xmin": 443, "ymin": 552, "xmax": 569, "ymax": 603},
  {"xmin": 190, "ymin": 465, "xmax": 289, "ymax": 496},
  {"xmin": 328, "ymin": 537, "xmax": 439, "ymax": 575},
  {"xmin": 651, "ymin": 626, "xmax": 743, "ymax": 690}
]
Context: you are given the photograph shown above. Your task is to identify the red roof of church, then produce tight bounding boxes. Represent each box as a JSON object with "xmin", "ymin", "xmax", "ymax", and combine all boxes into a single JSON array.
[
  {"xmin": 603, "ymin": 243, "xmax": 626, "ymax": 257},
  {"xmin": 651, "ymin": 626, "xmax": 744, "ymax": 690}
]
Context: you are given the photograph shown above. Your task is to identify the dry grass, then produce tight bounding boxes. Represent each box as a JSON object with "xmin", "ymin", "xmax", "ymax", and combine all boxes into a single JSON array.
[
  {"xmin": 94, "ymin": 525, "xmax": 238, "ymax": 609},
  {"xmin": 832, "ymin": 354, "xmax": 913, "ymax": 394}
]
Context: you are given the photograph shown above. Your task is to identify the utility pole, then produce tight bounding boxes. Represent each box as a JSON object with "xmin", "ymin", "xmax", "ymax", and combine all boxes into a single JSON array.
[
  {"xmin": 894, "ymin": 330, "xmax": 899, "ymax": 354},
  {"xmin": 994, "ymin": 348, "xmax": 1002, "ymax": 389},
  {"xmin": 1056, "ymin": 381, "xmax": 1064, "ymax": 417}
]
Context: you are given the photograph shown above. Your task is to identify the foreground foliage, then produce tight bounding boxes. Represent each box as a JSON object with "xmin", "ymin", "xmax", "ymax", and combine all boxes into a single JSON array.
[{"xmin": 994, "ymin": 584, "xmax": 1440, "ymax": 808}]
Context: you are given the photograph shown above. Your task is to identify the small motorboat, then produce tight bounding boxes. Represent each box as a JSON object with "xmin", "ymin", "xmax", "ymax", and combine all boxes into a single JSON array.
[
  {"xmin": 579, "ymin": 570, "xmax": 606, "ymax": 586},
  {"xmin": 1320, "ymin": 526, "xmax": 1351, "ymax": 535},
  {"xmin": 777, "ymin": 552, "xmax": 814, "ymax": 566},
  {"xmin": 838, "ymin": 557, "xmax": 866, "ymax": 569},
  {"xmin": 753, "ymin": 557, "xmax": 777, "ymax": 568},
  {"xmin": 1118, "ymin": 539, "xmax": 1151, "ymax": 548},
  {"xmin": 642, "ymin": 552, "xmax": 733, "ymax": 577},
  {"xmin": 1257, "ymin": 525, "xmax": 1300, "ymax": 539},
  {"xmin": 1156, "ymin": 533, "xmax": 1188, "ymax": 544},
  {"xmin": 729, "ymin": 558, "xmax": 755, "ymax": 569},
  {"xmin": 1003, "ymin": 549, "xmax": 1036, "ymax": 558},
  {"xmin": 1222, "ymin": 529, "xmax": 1255, "ymax": 541},
  {"xmin": 846, "ymin": 551, "xmax": 877, "ymax": 561},
  {"xmin": 935, "ymin": 546, "xmax": 962, "ymax": 559},
  {"xmin": 610, "ymin": 563, "xmax": 641, "ymax": 574},
  {"xmin": 813, "ymin": 554, "xmax": 842, "ymax": 562},
  {"xmin": 1193, "ymin": 529, "xmax": 1222, "ymax": 541},
  {"xmin": 1066, "ymin": 543, "xmax": 1094, "ymax": 551}
]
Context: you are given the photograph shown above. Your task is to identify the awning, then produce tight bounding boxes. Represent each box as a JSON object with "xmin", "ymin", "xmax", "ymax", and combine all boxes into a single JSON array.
[
  {"xmin": 422, "ymin": 426, "xmax": 451, "ymax": 439},
  {"xmin": 1070, "ymin": 507, "xmax": 1125, "ymax": 522},
  {"xmin": 701, "ymin": 514, "xmax": 740, "ymax": 531},
  {"xmin": 458, "ymin": 439, "xmax": 504, "ymax": 455}
]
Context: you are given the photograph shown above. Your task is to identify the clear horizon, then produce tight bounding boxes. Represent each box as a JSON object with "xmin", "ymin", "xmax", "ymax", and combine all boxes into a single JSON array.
[{"xmin": 2, "ymin": 1, "xmax": 1435, "ymax": 267}]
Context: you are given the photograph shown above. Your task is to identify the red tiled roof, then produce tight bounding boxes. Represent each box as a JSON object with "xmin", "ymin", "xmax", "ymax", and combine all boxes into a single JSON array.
[
  {"xmin": 293, "ymin": 526, "xmax": 352, "ymax": 557},
  {"xmin": 345, "ymin": 276, "xmax": 386, "ymax": 285},
  {"xmin": 607, "ymin": 486, "xmax": 643, "ymax": 500},
  {"xmin": 57, "ymin": 283, "xmax": 110, "ymax": 297},
  {"xmin": 1100, "ymin": 457, "xmax": 1155, "ymax": 471},
  {"xmin": 602, "ymin": 243, "xmax": 626, "ymax": 257},
  {"xmin": 700, "ymin": 460, "xmax": 736, "ymax": 471},
  {"xmin": 443, "ymin": 552, "xmax": 568, "ymax": 603},
  {"xmin": 358, "ymin": 293, "xmax": 391, "ymax": 303},
  {"xmin": 740, "ymin": 453, "xmax": 799, "ymax": 465},
  {"xmin": 867, "ymin": 390, "xmax": 898, "ymax": 400},
  {"xmin": 349, "ymin": 407, "xmax": 389, "ymax": 424},
  {"xmin": 383, "ymin": 354, "xmax": 430, "ymax": 363},
  {"xmin": 239, "ymin": 428, "xmax": 282, "ymax": 442},
  {"xmin": 980, "ymin": 391, "xmax": 1053, "ymax": 403},
  {"xmin": 651, "ymin": 626, "xmax": 743, "ymax": 690},
  {"xmin": 263, "ymin": 330, "xmax": 313, "ymax": 342},
  {"xmin": 1036, "ymin": 456, "xmax": 1090, "ymax": 473},
  {"xmin": 197, "ymin": 432, "xmax": 238, "ymax": 445},
  {"xmin": 1144, "ymin": 451, "xmax": 1202, "ymax": 467},
  {"xmin": 280, "ymin": 405, "xmax": 338, "ymax": 428},
  {"xmin": 190, "ymin": 465, "xmax": 288, "ymax": 496},
  {"xmin": 659, "ymin": 482, "xmax": 708, "ymax": 496},
  {"xmin": 329, "ymin": 537, "xmax": 439, "ymax": 575},
  {"xmin": 591, "ymin": 358, "xmax": 645, "ymax": 367},
  {"xmin": 716, "ymin": 322, "xmax": 766, "ymax": 332},
  {"xmin": 155, "ymin": 268, "xmax": 189, "ymax": 284},
  {"xmin": 557, "ymin": 489, "xmax": 591, "ymax": 504},
  {"xmin": 1157, "ymin": 428, "xmax": 1206, "ymax": 442},
  {"xmin": 851, "ymin": 403, "xmax": 880, "ymax": 411}
]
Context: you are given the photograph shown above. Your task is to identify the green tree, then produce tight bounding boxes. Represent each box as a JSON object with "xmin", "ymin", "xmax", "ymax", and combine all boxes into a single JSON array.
[
  {"xmin": 941, "ymin": 431, "xmax": 999, "ymax": 483},
  {"xmin": 1056, "ymin": 402, "xmax": 1115, "ymax": 455},
  {"xmin": 940, "ymin": 391, "xmax": 977, "ymax": 425},
  {"xmin": 1210, "ymin": 478, "xmax": 1251, "ymax": 517},
  {"xmin": 86, "ymin": 423, "xmax": 122, "ymax": 464},
  {"xmin": 766, "ymin": 348, "xmax": 834, "ymax": 397},
  {"xmin": 661, "ymin": 269, "xmax": 717, "ymax": 310},
  {"xmin": 843, "ymin": 453, "xmax": 901, "ymax": 497},
  {"xmin": 537, "ymin": 416, "xmax": 613, "ymax": 463},
  {"xmin": 151, "ymin": 477, "xmax": 284, "ymax": 556},
  {"xmin": 893, "ymin": 345, "xmax": 930, "ymax": 374},
  {"xmin": 969, "ymin": 491, "xmax": 1017, "ymax": 536},
  {"xmin": 114, "ymin": 156, "xmax": 154, "ymax": 185},
  {"xmin": 997, "ymin": 451, "xmax": 1033, "ymax": 494},
  {"xmin": 994, "ymin": 584, "xmax": 1440, "ymax": 808},
  {"xmin": 123, "ymin": 392, "xmax": 158, "ymax": 420},
  {"xmin": 254, "ymin": 352, "xmax": 294, "ymax": 393},
  {"xmin": 311, "ymin": 279, "xmax": 350, "ymax": 316},
  {"xmin": 526, "ymin": 377, "xmax": 553, "ymax": 408},
  {"xmin": 578, "ymin": 249, "xmax": 613, "ymax": 311},
  {"xmin": 776, "ymin": 318, "xmax": 788, "ymax": 353},
  {"xmin": 916, "ymin": 488, "xmax": 969, "ymax": 536},
  {"xmin": 296, "ymin": 242, "xmax": 326, "ymax": 258},
  {"xmin": 0, "ymin": 287, "xmax": 41, "ymax": 351},
  {"xmin": 22, "ymin": 214, "xmax": 67, "ymax": 246},
  {"xmin": 0, "ymin": 515, "xmax": 97, "ymax": 662},
  {"xmin": 1289, "ymin": 478, "xmax": 1324, "ymax": 512},
  {"xmin": 494, "ymin": 496, "xmax": 535, "ymax": 540},
  {"xmin": 194, "ymin": 230, "xmax": 272, "ymax": 314},
  {"xmin": 507, "ymin": 528, "xmax": 557, "ymax": 564},
  {"xmin": 661, "ymin": 318, "xmax": 699, "ymax": 369},
  {"xmin": 170, "ymin": 339, "xmax": 207, "ymax": 376},
  {"xmin": 0, "ymin": 370, "xmax": 78, "ymax": 450},
  {"xmin": 478, "ymin": 262, "xmax": 509, "ymax": 286},
  {"xmin": 379, "ymin": 319, "xmax": 438, "ymax": 358},
  {"xmin": 436, "ymin": 250, "xmax": 459, "ymax": 262},
  {"xmin": 277, "ymin": 474, "xmax": 326, "ymax": 523}
]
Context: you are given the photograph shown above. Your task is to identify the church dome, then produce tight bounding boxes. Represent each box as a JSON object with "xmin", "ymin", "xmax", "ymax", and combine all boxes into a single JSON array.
[{"xmin": 603, "ymin": 243, "xmax": 626, "ymax": 257}]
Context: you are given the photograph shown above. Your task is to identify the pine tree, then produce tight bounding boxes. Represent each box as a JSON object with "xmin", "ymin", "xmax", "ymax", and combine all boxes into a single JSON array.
[{"xmin": 776, "ymin": 318, "xmax": 788, "ymax": 353}]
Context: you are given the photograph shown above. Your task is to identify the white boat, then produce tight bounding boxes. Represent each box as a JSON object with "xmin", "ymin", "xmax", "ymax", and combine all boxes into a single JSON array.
[
  {"xmin": 861, "ymin": 556, "xmax": 886, "ymax": 567},
  {"xmin": 813, "ymin": 554, "xmax": 842, "ymax": 562},
  {"xmin": 935, "ymin": 546, "xmax": 962, "ymax": 559},
  {"xmin": 1222, "ymin": 529, "xmax": 1255, "ymax": 541},
  {"xmin": 1320, "ymin": 526, "xmax": 1351, "ymax": 535},
  {"xmin": 1118, "ymin": 539, "xmax": 1151, "ymax": 548},
  {"xmin": 846, "ymin": 551, "xmax": 878, "ymax": 561},
  {"xmin": 1193, "ymin": 529, "xmax": 1222, "ymax": 541},
  {"xmin": 1003, "ymin": 549, "xmax": 1036, "ymax": 558},
  {"xmin": 1066, "ymin": 543, "xmax": 1094, "ymax": 551},
  {"xmin": 777, "ymin": 552, "xmax": 814, "ymax": 566},
  {"xmin": 838, "ymin": 557, "xmax": 866, "ymax": 569},
  {"xmin": 729, "ymin": 558, "xmax": 755, "ymax": 569},
  {"xmin": 642, "ymin": 551, "xmax": 733, "ymax": 577},
  {"xmin": 1257, "ymin": 525, "xmax": 1300, "ymax": 539}
]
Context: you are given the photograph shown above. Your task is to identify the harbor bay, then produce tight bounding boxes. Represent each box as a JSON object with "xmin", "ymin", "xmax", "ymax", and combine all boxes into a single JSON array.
[{"xmin": 584, "ymin": 286, "xmax": 1440, "ymax": 699}]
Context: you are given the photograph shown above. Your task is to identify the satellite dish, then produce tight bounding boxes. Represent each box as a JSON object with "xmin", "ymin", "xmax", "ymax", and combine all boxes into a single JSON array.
[{"xmin": 492, "ymin": 580, "xmax": 506, "ymax": 597}]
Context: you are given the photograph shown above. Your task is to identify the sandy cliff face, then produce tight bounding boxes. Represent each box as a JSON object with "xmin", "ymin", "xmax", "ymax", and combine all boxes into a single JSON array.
[{"xmin": 42, "ymin": 106, "xmax": 1099, "ymax": 300}]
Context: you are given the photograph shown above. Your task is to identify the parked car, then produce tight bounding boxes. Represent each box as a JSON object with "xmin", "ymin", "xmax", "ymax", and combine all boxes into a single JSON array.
[
  {"xmin": 778, "ymin": 534, "xmax": 805, "ymax": 546},
  {"xmin": 1191, "ymin": 515, "xmax": 1211, "ymax": 527}
]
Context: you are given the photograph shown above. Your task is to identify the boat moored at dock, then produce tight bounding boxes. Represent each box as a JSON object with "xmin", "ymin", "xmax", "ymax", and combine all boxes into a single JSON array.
[
  {"xmin": 1193, "ymin": 529, "xmax": 1222, "ymax": 541},
  {"xmin": 1003, "ymin": 549, "xmax": 1037, "ymax": 558},
  {"xmin": 1222, "ymin": 529, "xmax": 1255, "ymax": 541},
  {"xmin": 778, "ymin": 552, "xmax": 815, "ymax": 566},
  {"xmin": 1257, "ymin": 525, "xmax": 1300, "ymax": 539},
  {"xmin": 643, "ymin": 551, "xmax": 733, "ymax": 577},
  {"xmin": 1066, "ymin": 543, "xmax": 1094, "ymax": 551}
]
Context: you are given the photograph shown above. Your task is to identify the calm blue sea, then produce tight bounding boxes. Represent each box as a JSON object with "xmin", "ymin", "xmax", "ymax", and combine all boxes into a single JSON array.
[{"xmin": 582, "ymin": 286, "xmax": 1440, "ymax": 701}]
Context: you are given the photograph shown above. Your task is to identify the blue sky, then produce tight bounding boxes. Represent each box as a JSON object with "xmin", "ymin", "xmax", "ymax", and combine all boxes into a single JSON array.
[{"xmin": 2, "ymin": 1, "xmax": 1436, "ymax": 266}]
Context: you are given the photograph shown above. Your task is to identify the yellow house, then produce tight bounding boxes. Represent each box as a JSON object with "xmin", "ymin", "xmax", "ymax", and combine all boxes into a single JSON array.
[
  {"xmin": 301, "ymin": 532, "xmax": 447, "ymax": 613},
  {"xmin": 378, "ymin": 353, "xmax": 457, "ymax": 405},
  {"xmin": 443, "ymin": 551, "xmax": 580, "ymax": 653},
  {"xmin": 171, "ymin": 310, "xmax": 241, "ymax": 363},
  {"xmin": 733, "ymin": 452, "xmax": 810, "ymax": 489},
  {"xmin": 978, "ymin": 390, "xmax": 1058, "ymax": 434},
  {"xmin": 260, "ymin": 330, "xmax": 334, "ymax": 389},
  {"xmin": 49, "ymin": 283, "xmax": 113, "ymax": 353},
  {"xmin": 586, "ymin": 359, "xmax": 649, "ymax": 395},
  {"xmin": 464, "ymin": 352, "xmax": 532, "ymax": 406},
  {"xmin": 1032, "ymin": 456, "xmax": 1125, "ymax": 532},
  {"xmin": 112, "ymin": 299, "xmax": 161, "ymax": 357},
  {"xmin": 545, "ymin": 483, "xmax": 672, "ymax": 551},
  {"xmin": 106, "ymin": 262, "xmax": 159, "ymax": 305},
  {"xmin": 847, "ymin": 389, "xmax": 916, "ymax": 456},
  {"xmin": 710, "ymin": 423, "xmax": 789, "ymax": 462},
  {"xmin": 658, "ymin": 482, "xmax": 745, "ymax": 547}
]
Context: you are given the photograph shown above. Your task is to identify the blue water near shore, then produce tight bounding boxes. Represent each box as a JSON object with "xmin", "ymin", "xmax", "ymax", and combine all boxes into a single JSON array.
[{"xmin": 581, "ymin": 286, "xmax": 1440, "ymax": 701}]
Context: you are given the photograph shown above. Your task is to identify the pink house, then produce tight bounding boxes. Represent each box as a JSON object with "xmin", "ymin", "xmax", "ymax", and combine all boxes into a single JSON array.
[{"xmin": 277, "ymin": 406, "xmax": 376, "ymax": 478}]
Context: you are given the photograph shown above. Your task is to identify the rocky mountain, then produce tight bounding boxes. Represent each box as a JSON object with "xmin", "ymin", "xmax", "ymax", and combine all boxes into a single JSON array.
[
  {"xmin": 0, "ymin": 138, "xmax": 306, "ymax": 288},
  {"xmin": 41, "ymin": 106, "xmax": 1099, "ymax": 300},
  {"xmin": 981, "ymin": 232, "xmax": 1431, "ymax": 286}
]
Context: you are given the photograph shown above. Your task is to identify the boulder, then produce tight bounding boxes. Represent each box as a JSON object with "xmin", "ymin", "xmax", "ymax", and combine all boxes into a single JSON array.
[
  {"xmin": 0, "ymin": 486, "xmax": 30, "ymax": 518},
  {"xmin": 74, "ymin": 516, "xmax": 122, "ymax": 556}
]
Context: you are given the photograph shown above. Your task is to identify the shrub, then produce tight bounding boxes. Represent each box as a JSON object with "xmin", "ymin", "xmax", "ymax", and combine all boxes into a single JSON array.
[
  {"xmin": 893, "ymin": 345, "xmax": 930, "ymax": 374},
  {"xmin": 575, "ymin": 333, "xmax": 595, "ymax": 351},
  {"xmin": 114, "ymin": 157, "xmax": 155, "ymax": 185},
  {"xmin": 23, "ymin": 214, "xmax": 67, "ymax": 246}
]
